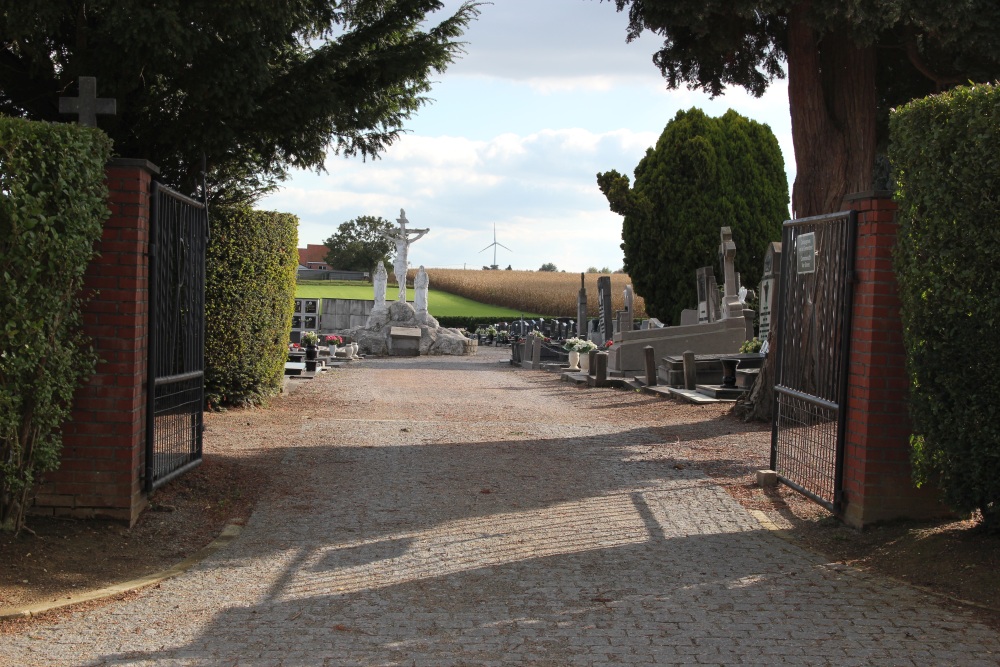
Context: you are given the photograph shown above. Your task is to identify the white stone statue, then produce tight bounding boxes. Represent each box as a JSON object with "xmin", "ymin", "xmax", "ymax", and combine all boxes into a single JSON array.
[
  {"xmin": 414, "ymin": 265, "xmax": 429, "ymax": 314},
  {"xmin": 380, "ymin": 209, "xmax": 429, "ymax": 302},
  {"xmin": 373, "ymin": 262, "xmax": 388, "ymax": 311},
  {"xmin": 624, "ymin": 284, "xmax": 634, "ymax": 312}
]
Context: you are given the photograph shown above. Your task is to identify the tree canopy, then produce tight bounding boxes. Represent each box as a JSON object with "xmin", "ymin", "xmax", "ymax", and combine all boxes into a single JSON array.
[
  {"xmin": 324, "ymin": 215, "xmax": 395, "ymax": 277},
  {"xmin": 604, "ymin": 0, "xmax": 1000, "ymax": 217},
  {"xmin": 0, "ymin": 0, "xmax": 481, "ymax": 202},
  {"xmin": 538, "ymin": 262, "xmax": 558, "ymax": 272},
  {"xmin": 598, "ymin": 108, "xmax": 788, "ymax": 324}
]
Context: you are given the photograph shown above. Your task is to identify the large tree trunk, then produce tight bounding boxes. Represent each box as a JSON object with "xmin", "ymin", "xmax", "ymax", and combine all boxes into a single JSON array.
[
  {"xmin": 739, "ymin": 2, "xmax": 876, "ymax": 422},
  {"xmin": 787, "ymin": 2, "xmax": 876, "ymax": 218}
]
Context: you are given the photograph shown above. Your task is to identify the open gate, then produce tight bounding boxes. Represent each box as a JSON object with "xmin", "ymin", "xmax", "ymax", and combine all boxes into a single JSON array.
[
  {"xmin": 770, "ymin": 210, "xmax": 857, "ymax": 511},
  {"xmin": 146, "ymin": 182, "xmax": 208, "ymax": 492}
]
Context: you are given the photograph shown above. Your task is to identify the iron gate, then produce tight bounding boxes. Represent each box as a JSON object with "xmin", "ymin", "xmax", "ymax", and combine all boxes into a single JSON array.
[
  {"xmin": 146, "ymin": 181, "xmax": 208, "ymax": 492},
  {"xmin": 770, "ymin": 210, "xmax": 857, "ymax": 511}
]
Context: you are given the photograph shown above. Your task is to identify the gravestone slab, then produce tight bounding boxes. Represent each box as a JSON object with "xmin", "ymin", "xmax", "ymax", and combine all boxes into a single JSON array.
[
  {"xmin": 758, "ymin": 241, "xmax": 782, "ymax": 342},
  {"xmin": 696, "ymin": 267, "xmax": 716, "ymax": 323},
  {"xmin": 597, "ymin": 276, "xmax": 613, "ymax": 342}
]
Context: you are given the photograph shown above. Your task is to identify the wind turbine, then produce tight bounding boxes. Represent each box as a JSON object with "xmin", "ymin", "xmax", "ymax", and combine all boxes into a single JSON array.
[{"xmin": 479, "ymin": 223, "xmax": 511, "ymax": 269}]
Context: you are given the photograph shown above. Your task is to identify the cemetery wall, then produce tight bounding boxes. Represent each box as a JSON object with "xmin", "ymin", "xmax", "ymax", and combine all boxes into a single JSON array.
[{"xmin": 320, "ymin": 298, "xmax": 376, "ymax": 331}]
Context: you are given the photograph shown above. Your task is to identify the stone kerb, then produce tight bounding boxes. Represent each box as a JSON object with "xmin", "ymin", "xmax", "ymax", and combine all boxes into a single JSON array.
[
  {"xmin": 34, "ymin": 159, "xmax": 158, "ymax": 526},
  {"xmin": 840, "ymin": 193, "xmax": 945, "ymax": 528}
]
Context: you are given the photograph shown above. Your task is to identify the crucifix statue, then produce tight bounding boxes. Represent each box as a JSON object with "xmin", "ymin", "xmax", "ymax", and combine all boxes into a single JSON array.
[
  {"xmin": 380, "ymin": 209, "xmax": 429, "ymax": 302},
  {"xmin": 59, "ymin": 77, "xmax": 117, "ymax": 127}
]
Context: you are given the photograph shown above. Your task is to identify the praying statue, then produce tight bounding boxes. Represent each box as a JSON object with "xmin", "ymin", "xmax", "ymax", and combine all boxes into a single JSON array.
[
  {"xmin": 380, "ymin": 209, "xmax": 429, "ymax": 301},
  {"xmin": 373, "ymin": 262, "xmax": 388, "ymax": 311}
]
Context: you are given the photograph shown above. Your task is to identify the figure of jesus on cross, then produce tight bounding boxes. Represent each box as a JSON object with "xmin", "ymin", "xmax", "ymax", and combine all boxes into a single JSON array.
[{"xmin": 381, "ymin": 209, "xmax": 429, "ymax": 302}]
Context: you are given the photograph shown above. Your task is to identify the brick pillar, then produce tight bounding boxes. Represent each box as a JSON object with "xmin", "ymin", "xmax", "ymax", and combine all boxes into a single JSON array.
[
  {"xmin": 34, "ymin": 159, "xmax": 159, "ymax": 526},
  {"xmin": 840, "ymin": 192, "xmax": 946, "ymax": 528}
]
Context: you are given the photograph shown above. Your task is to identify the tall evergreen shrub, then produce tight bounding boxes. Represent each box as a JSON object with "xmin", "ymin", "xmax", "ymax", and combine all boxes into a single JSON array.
[
  {"xmin": 205, "ymin": 205, "xmax": 298, "ymax": 407},
  {"xmin": 891, "ymin": 83, "xmax": 1000, "ymax": 530},
  {"xmin": 0, "ymin": 118, "xmax": 112, "ymax": 533},
  {"xmin": 597, "ymin": 108, "xmax": 788, "ymax": 324}
]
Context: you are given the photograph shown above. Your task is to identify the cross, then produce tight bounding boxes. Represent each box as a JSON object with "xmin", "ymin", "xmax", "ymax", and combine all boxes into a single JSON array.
[{"xmin": 59, "ymin": 76, "xmax": 116, "ymax": 127}]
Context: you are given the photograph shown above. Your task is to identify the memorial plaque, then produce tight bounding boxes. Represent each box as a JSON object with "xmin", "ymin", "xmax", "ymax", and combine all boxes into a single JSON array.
[{"xmin": 796, "ymin": 232, "xmax": 816, "ymax": 274}]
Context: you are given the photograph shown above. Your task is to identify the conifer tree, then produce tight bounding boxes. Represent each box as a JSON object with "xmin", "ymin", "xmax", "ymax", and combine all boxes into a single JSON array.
[{"xmin": 598, "ymin": 108, "xmax": 787, "ymax": 324}]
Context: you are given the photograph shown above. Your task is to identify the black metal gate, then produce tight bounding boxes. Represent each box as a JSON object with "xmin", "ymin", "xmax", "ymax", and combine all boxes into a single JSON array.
[
  {"xmin": 146, "ymin": 182, "xmax": 208, "ymax": 492},
  {"xmin": 770, "ymin": 210, "xmax": 857, "ymax": 511}
]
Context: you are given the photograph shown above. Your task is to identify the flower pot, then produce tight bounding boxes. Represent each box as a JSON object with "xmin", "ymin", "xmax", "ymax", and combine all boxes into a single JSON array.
[
  {"xmin": 567, "ymin": 350, "xmax": 580, "ymax": 371},
  {"xmin": 579, "ymin": 352, "xmax": 590, "ymax": 372},
  {"xmin": 305, "ymin": 344, "xmax": 318, "ymax": 360}
]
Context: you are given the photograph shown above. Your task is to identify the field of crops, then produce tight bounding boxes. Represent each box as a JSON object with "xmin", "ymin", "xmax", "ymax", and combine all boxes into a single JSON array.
[
  {"xmin": 417, "ymin": 269, "xmax": 647, "ymax": 319},
  {"xmin": 295, "ymin": 280, "xmax": 538, "ymax": 318}
]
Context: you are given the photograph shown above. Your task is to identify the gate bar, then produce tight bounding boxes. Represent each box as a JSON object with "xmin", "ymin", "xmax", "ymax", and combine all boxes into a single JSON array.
[
  {"xmin": 144, "ymin": 181, "xmax": 161, "ymax": 493},
  {"xmin": 833, "ymin": 209, "xmax": 858, "ymax": 509}
]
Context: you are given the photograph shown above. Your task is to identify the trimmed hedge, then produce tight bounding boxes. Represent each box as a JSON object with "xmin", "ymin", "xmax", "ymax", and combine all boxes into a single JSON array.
[
  {"xmin": 0, "ymin": 118, "xmax": 112, "ymax": 533},
  {"xmin": 205, "ymin": 206, "xmax": 298, "ymax": 408},
  {"xmin": 891, "ymin": 83, "xmax": 1000, "ymax": 530}
]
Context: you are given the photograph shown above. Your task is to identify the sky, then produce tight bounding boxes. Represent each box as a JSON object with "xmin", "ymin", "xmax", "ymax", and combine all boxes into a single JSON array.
[{"xmin": 259, "ymin": 0, "xmax": 794, "ymax": 274}]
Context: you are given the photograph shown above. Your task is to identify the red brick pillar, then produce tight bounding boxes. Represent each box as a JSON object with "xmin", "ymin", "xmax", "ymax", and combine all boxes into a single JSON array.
[
  {"xmin": 34, "ymin": 159, "xmax": 159, "ymax": 526},
  {"xmin": 840, "ymin": 192, "xmax": 945, "ymax": 527}
]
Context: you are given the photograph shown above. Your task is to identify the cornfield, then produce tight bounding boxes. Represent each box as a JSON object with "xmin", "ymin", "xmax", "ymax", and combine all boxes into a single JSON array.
[{"xmin": 413, "ymin": 268, "xmax": 647, "ymax": 319}]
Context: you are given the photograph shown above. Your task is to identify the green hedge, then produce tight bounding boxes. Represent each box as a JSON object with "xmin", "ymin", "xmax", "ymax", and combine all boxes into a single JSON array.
[
  {"xmin": 891, "ymin": 83, "xmax": 1000, "ymax": 530},
  {"xmin": 205, "ymin": 205, "xmax": 298, "ymax": 408},
  {"xmin": 0, "ymin": 118, "xmax": 112, "ymax": 533}
]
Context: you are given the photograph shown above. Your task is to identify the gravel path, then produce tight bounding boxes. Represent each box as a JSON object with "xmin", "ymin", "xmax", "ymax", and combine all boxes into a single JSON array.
[{"xmin": 3, "ymin": 350, "xmax": 999, "ymax": 666}]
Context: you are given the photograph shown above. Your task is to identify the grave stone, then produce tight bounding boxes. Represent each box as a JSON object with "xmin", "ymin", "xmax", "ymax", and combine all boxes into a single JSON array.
[
  {"xmin": 622, "ymin": 284, "xmax": 635, "ymax": 332},
  {"xmin": 577, "ymin": 273, "xmax": 588, "ymax": 337},
  {"xmin": 597, "ymin": 276, "xmax": 613, "ymax": 342},
  {"xmin": 696, "ymin": 267, "xmax": 716, "ymax": 324},
  {"xmin": 758, "ymin": 242, "xmax": 782, "ymax": 342},
  {"xmin": 719, "ymin": 227, "xmax": 743, "ymax": 319}
]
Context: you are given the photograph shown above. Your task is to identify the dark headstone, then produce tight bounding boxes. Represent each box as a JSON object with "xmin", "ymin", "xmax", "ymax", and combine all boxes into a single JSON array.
[
  {"xmin": 758, "ymin": 242, "xmax": 782, "ymax": 342},
  {"xmin": 597, "ymin": 276, "xmax": 613, "ymax": 341}
]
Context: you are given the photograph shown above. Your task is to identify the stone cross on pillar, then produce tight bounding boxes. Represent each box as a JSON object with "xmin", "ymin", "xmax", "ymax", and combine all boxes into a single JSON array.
[
  {"xmin": 59, "ymin": 77, "xmax": 117, "ymax": 127},
  {"xmin": 718, "ymin": 227, "xmax": 743, "ymax": 319},
  {"xmin": 577, "ymin": 273, "xmax": 588, "ymax": 337}
]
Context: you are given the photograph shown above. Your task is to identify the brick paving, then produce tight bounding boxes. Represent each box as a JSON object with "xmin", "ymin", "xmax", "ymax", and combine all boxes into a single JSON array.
[{"xmin": 3, "ymin": 350, "xmax": 999, "ymax": 666}]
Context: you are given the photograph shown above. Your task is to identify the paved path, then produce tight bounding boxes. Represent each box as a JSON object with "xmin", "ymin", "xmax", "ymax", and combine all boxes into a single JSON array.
[{"xmin": 3, "ymin": 352, "xmax": 999, "ymax": 666}]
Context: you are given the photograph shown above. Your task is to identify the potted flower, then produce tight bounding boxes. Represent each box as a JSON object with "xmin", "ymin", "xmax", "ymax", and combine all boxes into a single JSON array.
[
  {"xmin": 325, "ymin": 334, "xmax": 342, "ymax": 355},
  {"xmin": 563, "ymin": 337, "xmax": 598, "ymax": 371},
  {"xmin": 301, "ymin": 331, "xmax": 320, "ymax": 360}
]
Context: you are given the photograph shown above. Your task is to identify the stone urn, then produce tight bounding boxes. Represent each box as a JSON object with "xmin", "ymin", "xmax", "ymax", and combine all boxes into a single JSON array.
[{"xmin": 567, "ymin": 350, "xmax": 581, "ymax": 371}]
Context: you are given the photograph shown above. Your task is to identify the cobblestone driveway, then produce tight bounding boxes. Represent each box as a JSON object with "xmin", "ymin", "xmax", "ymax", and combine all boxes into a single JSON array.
[{"xmin": 3, "ymin": 351, "xmax": 999, "ymax": 666}]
